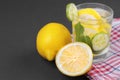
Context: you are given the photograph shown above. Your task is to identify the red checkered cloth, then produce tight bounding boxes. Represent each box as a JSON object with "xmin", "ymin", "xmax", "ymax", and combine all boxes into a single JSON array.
[{"xmin": 87, "ymin": 18, "xmax": 120, "ymax": 80}]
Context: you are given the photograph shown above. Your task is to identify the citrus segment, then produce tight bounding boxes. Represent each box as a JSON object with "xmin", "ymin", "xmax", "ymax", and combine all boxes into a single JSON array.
[{"xmin": 55, "ymin": 42, "xmax": 93, "ymax": 76}]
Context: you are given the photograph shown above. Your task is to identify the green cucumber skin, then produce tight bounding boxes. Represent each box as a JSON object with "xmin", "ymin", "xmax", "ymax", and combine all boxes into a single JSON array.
[
  {"xmin": 66, "ymin": 3, "xmax": 78, "ymax": 21},
  {"xmin": 66, "ymin": 3, "xmax": 72, "ymax": 21},
  {"xmin": 92, "ymin": 32, "xmax": 109, "ymax": 52},
  {"xmin": 92, "ymin": 32, "xmax": 107, "ymax": 39}
]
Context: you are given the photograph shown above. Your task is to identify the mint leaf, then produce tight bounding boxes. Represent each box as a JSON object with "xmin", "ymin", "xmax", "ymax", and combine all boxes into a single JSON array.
[
  {"xmin": 83, "ymin": 36, "xmax": 92, "ymax": 47},
  {"xmin": 79, "ymin": 34, "xmax": 85, "ymax": 42},
  {"xmin": 74, "ymin": 22, "xmax": 92, "ymax": 47},
  {"xmin": 75, "ymin": 22, "xmax": 84, "ymax": 41},
  {"xmin": 75, "ymin": 22, "xmax": 84, "ymax": 34}
]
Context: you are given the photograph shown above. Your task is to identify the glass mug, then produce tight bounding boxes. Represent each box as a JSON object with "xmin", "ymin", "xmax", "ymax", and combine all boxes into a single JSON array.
[{"xmin": 72, "ymin": 3, "xmax": 114, "ymax": 63}]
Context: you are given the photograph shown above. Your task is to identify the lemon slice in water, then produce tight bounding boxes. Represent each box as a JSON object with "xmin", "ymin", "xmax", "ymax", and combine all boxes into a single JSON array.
[
  {"xmin": 78, "ymin": 8, "xmax": 108, "ymax": 37},
  {"xmin": 78, "ymin": 8, "xmax": 101, "ymax": 20}
]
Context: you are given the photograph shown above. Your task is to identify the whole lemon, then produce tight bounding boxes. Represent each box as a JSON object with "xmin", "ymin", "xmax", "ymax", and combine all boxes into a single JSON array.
[{"xmin": 36, "ymin": 22, "xmax": 72, "ymax": 61}]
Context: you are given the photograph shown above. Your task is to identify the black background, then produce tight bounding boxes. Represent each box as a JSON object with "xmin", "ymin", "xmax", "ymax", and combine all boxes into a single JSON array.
[{"xmin": 0, "ymin": 0, "xmax": 120, "ymax": 80}]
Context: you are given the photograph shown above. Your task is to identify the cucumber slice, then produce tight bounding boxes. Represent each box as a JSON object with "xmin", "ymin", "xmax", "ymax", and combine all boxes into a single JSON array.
[
  {"xmin": 92, "ymin": 32, "xmax": 109, "ymax": 51},
  {"xmin": 66, "ymin": 3, "xmax": 78, "ymax": 21}
]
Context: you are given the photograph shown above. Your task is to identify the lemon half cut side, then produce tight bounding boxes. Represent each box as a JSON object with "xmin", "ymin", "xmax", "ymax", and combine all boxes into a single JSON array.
[{"xmin": 55, "ymin": 42, "xmax": 93, "ymax": 76}]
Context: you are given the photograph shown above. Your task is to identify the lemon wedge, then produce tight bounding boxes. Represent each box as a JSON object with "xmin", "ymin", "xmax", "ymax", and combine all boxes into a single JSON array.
[{"xmin": 55, "ymin": 42, "xmax": 93, "ymax": 76}]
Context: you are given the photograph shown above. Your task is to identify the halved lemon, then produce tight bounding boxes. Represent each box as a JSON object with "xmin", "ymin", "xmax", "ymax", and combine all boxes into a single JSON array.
[{"xmin": 55, "ymin": 42, "xmax": 93, "ymax": 76}]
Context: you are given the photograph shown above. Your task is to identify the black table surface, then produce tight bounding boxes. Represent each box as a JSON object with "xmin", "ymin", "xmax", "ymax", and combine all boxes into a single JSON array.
[{"xmin": 0, "ymin": 0, "xmax": 120, "ymax": 80}]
